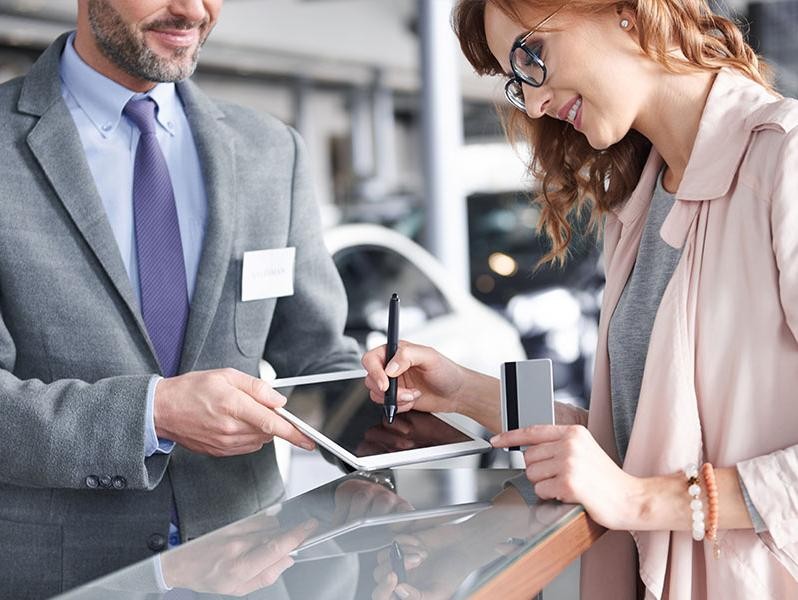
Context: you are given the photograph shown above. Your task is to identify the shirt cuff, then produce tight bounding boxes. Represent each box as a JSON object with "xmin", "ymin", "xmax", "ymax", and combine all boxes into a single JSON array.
[
  {"xmin": 737, "ymin": 467, "xmax": 768, "ymax": 534},
  {"xmin": 153, "ymin": 554, "xmax": 173, "ymax": 592},
  {"xmin": 144, "ymin": 376, "xmax": 176, "ymax": 457}
]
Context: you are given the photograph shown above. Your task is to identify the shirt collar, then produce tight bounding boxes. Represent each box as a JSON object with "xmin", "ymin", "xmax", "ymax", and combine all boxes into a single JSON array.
[{"xmin": 59, "ymin": 32, "xmax": 179, "ymax": 138}]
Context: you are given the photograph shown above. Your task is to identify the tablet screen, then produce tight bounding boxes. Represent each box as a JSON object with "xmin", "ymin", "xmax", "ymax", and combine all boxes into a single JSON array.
[{"xmin": 276, "ymin": 376, "xmax": 471, "ymax": 458}]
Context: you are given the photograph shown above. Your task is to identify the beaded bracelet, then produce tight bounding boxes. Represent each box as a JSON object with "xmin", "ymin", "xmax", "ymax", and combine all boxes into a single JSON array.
[
  {"xmin": 701, "ymin": 462, "xmax": 721, "ymax": 558},
  {"xmin": 684, "ymin": 463, "xmax": 705, "ymax": 541}
]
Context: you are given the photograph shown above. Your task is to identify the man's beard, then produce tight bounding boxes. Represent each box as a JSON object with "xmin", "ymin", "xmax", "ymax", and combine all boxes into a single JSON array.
[{"xmin": 87, "ymin": 0, "xmax": 210, "ymax": 83}]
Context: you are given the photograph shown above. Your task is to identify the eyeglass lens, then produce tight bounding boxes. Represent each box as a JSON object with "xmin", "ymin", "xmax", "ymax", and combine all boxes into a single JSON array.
[
  {"xmin": 505, "ymin": 80, "xmax": 526, "ymax": 110},
  {"xmin": 512, "ymin": 43, "xmax": 545, "ymax": 86}
]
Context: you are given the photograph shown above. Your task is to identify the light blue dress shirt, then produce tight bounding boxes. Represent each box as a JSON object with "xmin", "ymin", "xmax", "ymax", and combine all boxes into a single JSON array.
[{"xmin": 58, "ymin": 33, "xmax": 208, "ymax": 457}]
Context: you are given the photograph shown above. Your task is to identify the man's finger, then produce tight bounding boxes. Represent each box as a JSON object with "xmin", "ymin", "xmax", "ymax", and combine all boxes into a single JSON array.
[
  {"xmin": 239, "ymin": 555, "xmax": 295, "ymax": 593},
  {"xmin": 235, "ymin": 397, "xmax": 315, "ymax": 450},
  {"xmin": 490, "ymin": 425, "xmax": 570, "ymax": 448},
  {"xmin": 267, "ymin": 412, "xmax": 316, "ymax": 450},
  {"xmin": 255, "ymin": 519, "xmax": 319, "ymax": 565},
  {"xmin": 223, "ymin": 434, "xmax": 272, "ymax": 453},
  {"xmin": 225, "ymin": 369, "xmax": 287, "ymax": 409}
]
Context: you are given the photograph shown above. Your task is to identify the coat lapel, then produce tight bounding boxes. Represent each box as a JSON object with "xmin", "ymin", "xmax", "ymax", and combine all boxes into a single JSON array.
[
  {"xmin": 20, "ymin": 33, "xmax": 160, "ymax": 370},
  {"xmin": 603, "ymin": 148, "xmax": 664, "ymax": 335},
  {"xmin": 176, "ymin": 80, "xmax": 236, "ymax": 373},
  {"xmin": 587, "ymin": 148, "xmax": 664, "ymax": 463}
]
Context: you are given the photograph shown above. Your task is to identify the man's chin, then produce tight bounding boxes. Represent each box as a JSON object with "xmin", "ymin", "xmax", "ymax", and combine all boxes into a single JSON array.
[{"xmin": 136, "ymin": 50, "xmax": 198, "ymax": 82}]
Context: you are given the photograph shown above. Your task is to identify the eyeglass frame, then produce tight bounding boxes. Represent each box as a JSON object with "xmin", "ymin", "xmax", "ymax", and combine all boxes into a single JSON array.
[{"xmin": 504, "ymin": 4, "xmax": 566, "ymax": 111}]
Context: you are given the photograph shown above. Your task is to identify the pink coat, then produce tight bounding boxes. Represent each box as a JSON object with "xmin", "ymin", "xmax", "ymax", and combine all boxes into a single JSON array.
[{"xmin": 580, "ymin": 68, "xmax": 798, "ymax": 599}]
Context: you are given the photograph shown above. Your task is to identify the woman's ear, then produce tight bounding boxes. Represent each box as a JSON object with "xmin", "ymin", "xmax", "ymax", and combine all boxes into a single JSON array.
[{"xmin": 615, "ymin": 4, "xmax": 637, "ymax": 31}]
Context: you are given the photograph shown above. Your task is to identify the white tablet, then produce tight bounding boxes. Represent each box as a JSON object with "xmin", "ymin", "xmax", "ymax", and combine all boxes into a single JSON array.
[{"xmin": 272, "ymin": 370, "xmax": 491, "ymax": 471}]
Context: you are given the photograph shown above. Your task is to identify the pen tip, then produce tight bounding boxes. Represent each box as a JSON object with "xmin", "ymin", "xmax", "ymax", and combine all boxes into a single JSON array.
[
  {"xmin": 385, "ymin": 404, "xmax": 397, "ymax": 424},
  {"xmin": 391, "ymin": 293, "xmax": 398, "ymax": 300}
]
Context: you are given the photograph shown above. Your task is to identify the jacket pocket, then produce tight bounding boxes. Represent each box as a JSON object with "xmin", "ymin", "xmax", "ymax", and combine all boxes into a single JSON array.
[
  {"xmin": 234, "ymin": 297, "xmax": 276, "ymax": 357},
  {"xmin": 0, "ymin": 517, "xmax": 63, "ymax": 599}
]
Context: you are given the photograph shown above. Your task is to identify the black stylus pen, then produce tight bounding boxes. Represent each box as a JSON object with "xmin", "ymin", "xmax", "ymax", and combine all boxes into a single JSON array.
[
  {"xmin": 390, "ymin": 540, "xmax": 407, "ymax": 583},
  {"xmin": 384, "ymin": 293, "xmax": 400, "ymax": 424}
]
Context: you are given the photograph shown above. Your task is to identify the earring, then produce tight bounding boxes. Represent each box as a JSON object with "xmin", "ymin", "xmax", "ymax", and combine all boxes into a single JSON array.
[{"xmin": 620, "ymin": 18, "xmax": 630, "ymax": 29}]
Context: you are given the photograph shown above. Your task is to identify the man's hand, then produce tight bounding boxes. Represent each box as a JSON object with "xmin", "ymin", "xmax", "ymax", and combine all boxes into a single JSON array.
[
  {"xmin": 161, "ymin": 514, "xmax": 318, "ymax": 595},
  {"xmin": 153, "ymin": 368, "xmax": 315, "ymax": 456}
]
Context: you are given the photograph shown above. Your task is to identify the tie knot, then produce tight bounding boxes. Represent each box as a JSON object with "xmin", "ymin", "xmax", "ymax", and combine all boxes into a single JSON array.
[{"xmin": 124, "ymin": 97, "xmax": 158, "ymax": 135}]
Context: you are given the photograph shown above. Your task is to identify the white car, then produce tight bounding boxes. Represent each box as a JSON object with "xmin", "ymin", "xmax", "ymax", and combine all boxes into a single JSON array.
[{"xmin": 324, "ymin": 224, "xmax": 526, "ymax": 377}]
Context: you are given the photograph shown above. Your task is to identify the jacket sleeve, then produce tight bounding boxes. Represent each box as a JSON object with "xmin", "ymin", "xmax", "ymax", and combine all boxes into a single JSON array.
[
  {"xmin": 0, "ymin": 308, "xmax": 169, "ymax": 491},
  {"xmin": 736, "ymin": 124, "xmax": 798, "ymax": 577},
  {"xmin": 262, "ymin": 127, "xmax": 361, "ymax": 378}
]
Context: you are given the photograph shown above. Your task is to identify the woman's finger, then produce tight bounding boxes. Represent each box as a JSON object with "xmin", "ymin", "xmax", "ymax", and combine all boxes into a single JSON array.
[
  {"xmin": 369, "ymin": 387, "xmax": 419, "ymax": 411},
  {"xmin": 523, "ymin": 440, "xmax": 559, "ymax": 465},
  {"xmin": 383, "ymin": 342, "xmax": 438, "ymax": 381},
  {"xmin": 362, "ymin": 346, "xmax": 389, "ymax": 390},
  {"xmin": 491, "ymin": 425, "xmax": 572, "ymax": 448},
  {"xmin": 394, "ymin": 584, "xmax": 423, "ymax": 600},
  {"xmin": 533, "ymin": 476, "xmax": 569, "ymax": 502},
  {"xmin": 525, "ymin": 457, "xmax": 560, "ymax": 483},
  {"xmin": 372, "ymin": 573, "xmax": 398, "ymax": 600}
]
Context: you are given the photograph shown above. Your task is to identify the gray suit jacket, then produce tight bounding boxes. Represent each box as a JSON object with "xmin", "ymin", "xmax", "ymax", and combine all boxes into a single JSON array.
[{"xmin": 0, "ymin": 34, "xmax": 359, "ymax": 598}]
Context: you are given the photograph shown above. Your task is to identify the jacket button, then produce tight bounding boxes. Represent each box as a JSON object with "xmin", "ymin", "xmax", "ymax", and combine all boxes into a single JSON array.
[
  {"xmin": 147, "ymin": 533, "xmax": 166, "ymax": 552},
  {"xmin": 99, "ymin": 475, "xmax": 112, "ymax": 488},
  {"xmin": 111, "ymin": 476, "xmax": 127, "ymax": 490},
  {"xmin": 85, "ymin": 475, "xmax": 99, "ymax": 489}
]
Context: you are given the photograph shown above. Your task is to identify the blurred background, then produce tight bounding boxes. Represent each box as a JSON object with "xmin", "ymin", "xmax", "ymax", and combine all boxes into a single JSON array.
[{"xmin": 2, "ymin": 1, "xmax": 795, "ymax": 596}]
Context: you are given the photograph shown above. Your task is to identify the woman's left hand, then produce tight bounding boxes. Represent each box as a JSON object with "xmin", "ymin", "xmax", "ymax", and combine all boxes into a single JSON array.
[{"xmin": 490, "ymin": 425, "xmax": 644, "ymax": 531}]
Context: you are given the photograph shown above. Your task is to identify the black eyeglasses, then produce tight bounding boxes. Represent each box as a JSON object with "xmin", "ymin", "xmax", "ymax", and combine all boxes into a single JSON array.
[{"xmin": 505, "ymin": 5, "xmax": 565, "ymax": 112}]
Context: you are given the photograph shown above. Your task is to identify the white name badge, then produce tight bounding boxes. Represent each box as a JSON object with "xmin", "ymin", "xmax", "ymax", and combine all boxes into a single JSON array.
[{"xmin": 241, "ymin": 247, "xmax": 296, "ymax": 302}]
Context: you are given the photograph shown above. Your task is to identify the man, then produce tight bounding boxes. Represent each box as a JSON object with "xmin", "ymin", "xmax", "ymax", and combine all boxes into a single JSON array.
[{"xmin": 0, "ymin": 0, "xmax": 359, "ymax": 596}]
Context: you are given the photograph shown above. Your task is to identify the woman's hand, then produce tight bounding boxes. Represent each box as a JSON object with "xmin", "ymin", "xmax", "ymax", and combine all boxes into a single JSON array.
[
  {"xmin": 361, "ymin": 341, "xmax": 467, "ymax": 415},
  {"xmin": 361, "ymin": 341, "xmax": 503, "ymax": 432},
  {"xmin": 491, "ymin": 425, "xmax": 645, "ymax": 531},
  {"xmin": 554, "ymin": 401, "xmax": 589, "ymax": 427}
]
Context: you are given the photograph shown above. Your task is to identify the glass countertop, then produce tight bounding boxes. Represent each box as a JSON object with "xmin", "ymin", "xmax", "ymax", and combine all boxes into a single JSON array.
[{"xmin": 56, "ymin": 468, "xmax": 583, "ymax": 599}]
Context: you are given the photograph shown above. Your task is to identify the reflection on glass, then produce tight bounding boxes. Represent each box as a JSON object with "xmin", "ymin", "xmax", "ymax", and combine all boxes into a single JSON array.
[{"xmin": 57, "ymin": 470, "xmax": 582, "ymax": 600}]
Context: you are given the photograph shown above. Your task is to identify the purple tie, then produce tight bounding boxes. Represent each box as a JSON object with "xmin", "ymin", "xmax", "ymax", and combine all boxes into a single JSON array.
[{"xmin": 125, "ymin": 98, "xmax": 189, "ymax": 378}]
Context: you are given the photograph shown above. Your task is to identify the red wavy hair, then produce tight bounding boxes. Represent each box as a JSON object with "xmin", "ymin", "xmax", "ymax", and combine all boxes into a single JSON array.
[{"xmin": 453, "ymin": 0, "xmax": 776, "ymax": 264}]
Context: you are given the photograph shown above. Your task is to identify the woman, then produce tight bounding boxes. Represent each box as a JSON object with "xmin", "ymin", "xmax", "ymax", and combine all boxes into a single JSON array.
[{"xmin": 362, "ymin": 0, "xmax": 798, "ymax": 598}]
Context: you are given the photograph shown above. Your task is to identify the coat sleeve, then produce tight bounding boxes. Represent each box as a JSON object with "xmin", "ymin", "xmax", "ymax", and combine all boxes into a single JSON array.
[
  {"xmin": 0, "ymin": 307, "xmax": 169, "ymax": 490},
  {"xmin": 262, "ymin": 127, "xmax": 361, "ymax": 377},
  {"xmin": 736, "ymin": 124, "xmax": 798, "ymax": 577}
]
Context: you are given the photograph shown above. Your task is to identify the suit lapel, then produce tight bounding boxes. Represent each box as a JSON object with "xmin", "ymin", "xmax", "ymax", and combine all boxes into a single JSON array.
[
  {"xmin": 176, "ymin": 81, "xmax": 236, "ymax": 373},
  {"xmin": 21, "ymin": 34, "xmax": 160, "ymax": 370},
  {"xmin": 21, "ymin": 36, "xmax": 237, "ymax": 375}
]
